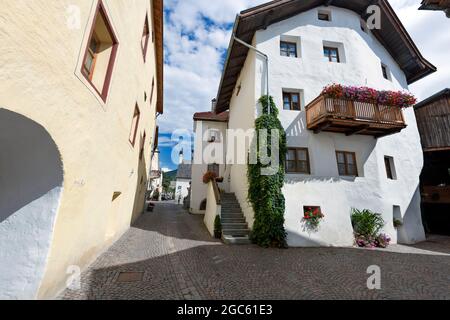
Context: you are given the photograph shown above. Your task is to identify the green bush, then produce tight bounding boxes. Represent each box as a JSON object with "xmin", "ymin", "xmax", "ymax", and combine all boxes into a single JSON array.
[
  {"xmin": 351, "ymin": 208, "xmax": 385, "ymax": 238},
  {"xmin": 214, "ymin": 215, "xmax": 222, "ymax": 232},
  {"xmin": 248, "ymin": 96, "xmax": 287, "ymax": 248}
]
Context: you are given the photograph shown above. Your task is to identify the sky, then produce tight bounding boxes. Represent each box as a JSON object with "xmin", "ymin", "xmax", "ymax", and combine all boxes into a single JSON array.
[{"xmin": 158, "ymin": 0, "xmax": 450, "ymax": 172}]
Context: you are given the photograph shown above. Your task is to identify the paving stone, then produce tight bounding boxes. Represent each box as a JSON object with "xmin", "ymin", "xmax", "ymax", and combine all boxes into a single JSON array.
[{"xmin": 60, "ymin": 202, "xmax": 450, "ymax": 300}]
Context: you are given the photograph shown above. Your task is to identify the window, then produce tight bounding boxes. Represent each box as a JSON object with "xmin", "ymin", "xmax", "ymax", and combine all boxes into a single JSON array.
[
  {"xmin": 208, "ymin": 129, "xmax": 221, "ymax": 143},
  {"xmin": 81, "ymin": 1, "xmax": 118, "ymax": 102},
  {"xmin": 318, "ymin": 10, "xmax": 331, "ymax": 21},
  {"xmin": 129, "ymin": 105, "xmax": 140, "ymax": 146},
  {"xmin": 283, "ymin": 92, "xmax": 301, "ymax": 111},
  {"xmin": 336, "ymin": 151, "xmax": 358, "ymax": 176},
  {"xmin": 286, "ymin": 148, "xmax": 310, "ymax": 174},
  {"xmin": 83, "ymin": 34, "xmax": 100, "ymax": 80},
  {"xmin": 381, "ymin": 63, "xmax": 390, "ymax": 80},
  {"xmin": 140, "ymin": 131, "xmax": 146, "ymax": 160},
  {"xmin": 141, "ymin": 14, "xmax": 150, "ymax": 62},
  {"xmin": 384, "ymin": 156, "xmax": 396, "ymax": 180},
  {"xmin": 280, "ymin": 41, "xmax": 297, "ymax": 57},
  {"xmin": 207, "ymin": 164, "xmax": 220, "ymax": 176},
  {"xmin": 323, "ymin": 46, "xmax": 340, "ymax": 63}
]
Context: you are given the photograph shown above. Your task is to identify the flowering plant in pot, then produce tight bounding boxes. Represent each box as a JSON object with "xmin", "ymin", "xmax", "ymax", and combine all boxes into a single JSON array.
[
  {"xmin": 302, "ymin": 207, "xmax": 324, "ymax": 230},
  {"xmin": 203, "ymin": 171, "xmax": 217, "ymax": 184},
  {"xmin": 322, "ymin": 84, "xmax": 417, "ymax": 108}
]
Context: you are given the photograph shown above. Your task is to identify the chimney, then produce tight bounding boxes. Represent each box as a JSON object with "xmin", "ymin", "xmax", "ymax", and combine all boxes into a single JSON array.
[{"xmin": 211, "ymin": 98, "xmax": 217, "ymax": 112}]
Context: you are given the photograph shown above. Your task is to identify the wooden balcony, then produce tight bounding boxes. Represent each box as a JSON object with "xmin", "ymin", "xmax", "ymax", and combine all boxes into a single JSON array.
[{"xmin": 306, "ymin": 95, "xmax": 407, "ymax": 138}]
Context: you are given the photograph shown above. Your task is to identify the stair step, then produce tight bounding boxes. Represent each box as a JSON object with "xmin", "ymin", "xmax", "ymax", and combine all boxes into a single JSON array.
[
  {"xmin": 222, "ymin": 214, "xmax": 244, "ymax": 219},
  {"xmin": 221, "ymin": 218, "xmax": 246, "ymax": 224},
  {"xmin": 222, "ymin": 223, "xmax": 248, "ymax": 230},
  {"xmin": 222, "ymin": 229, "xmax": 251, "ymax": 237},
  {"xmin": 222, "ymin": 235, "xmax": 251, "ymax": 245}
]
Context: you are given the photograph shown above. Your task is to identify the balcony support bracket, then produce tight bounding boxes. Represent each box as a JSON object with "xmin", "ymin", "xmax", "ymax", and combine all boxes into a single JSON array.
[{"xmin": 346, "ymin": 124, "xmax": 370, "ymax": 136}]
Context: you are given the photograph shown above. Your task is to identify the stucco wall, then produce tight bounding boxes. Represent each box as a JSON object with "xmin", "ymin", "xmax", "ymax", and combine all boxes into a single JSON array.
[
  {"xmin": 0, "ymin": 0, "xmax": 160, "ymax": 298},
  {"xmin": 190, "ymin": 119, "xmax": 228, "ymax": 214},
  {"xmin": 203, "ymin": 181, "xmax": 221, "ymax": 236},
  {"xmin": 227, "ymin": 6, "xmax": 425, "ymax": 246},
  {"xmin": 0, "ymin": 110, "xmax": 63, "ymax": 299},
  {"xmin": 175, "ymin": 179, "xmax": 191, "ymax": 203},
  {"xmin": 227, "ymin": 48, "xmax": 258, "ymax": 228}
]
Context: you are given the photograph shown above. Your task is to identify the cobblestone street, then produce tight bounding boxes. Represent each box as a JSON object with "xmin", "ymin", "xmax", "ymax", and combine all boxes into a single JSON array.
[{"xmin": 61, "ymin": 203, "xmax": 450, "ymax": 300}]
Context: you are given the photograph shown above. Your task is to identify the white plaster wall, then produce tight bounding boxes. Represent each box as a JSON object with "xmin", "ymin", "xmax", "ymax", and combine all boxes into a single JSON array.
[
  {"xmin": 227, "ymin": 6, "xmax": 425, "ymax": 246},
  {"xmin": 0, "ymin": 0, "xmax": 160, "ymax": 298},
  {"xmin": 227, "ymin": 48, "xmax": 258, "ymax": 228},
  {"xmin": 0, "ymin": 109, "xmax": 63, "ymax": 299},
  {"xmin": 175, "ymin": 179, "xmax": 191, "ymax": 203},
  {"xmin": 203, "ymin": 181, "xmax": 221, "ymax": 236},
  {"xmin": 190, "ymin": 120, "xmax": 228, "ymax": 214}
]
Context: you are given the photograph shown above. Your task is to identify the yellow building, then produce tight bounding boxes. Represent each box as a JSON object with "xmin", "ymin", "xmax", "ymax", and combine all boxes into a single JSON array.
[{"xmin": 0, "ymin": 0, "xmax": 163, "ymax": 299}]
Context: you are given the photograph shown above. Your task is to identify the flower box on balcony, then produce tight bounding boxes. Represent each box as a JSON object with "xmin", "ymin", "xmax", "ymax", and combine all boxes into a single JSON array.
[{"xmin": 305, "ymin": 85, "xmax": 414, "ymax": 138}]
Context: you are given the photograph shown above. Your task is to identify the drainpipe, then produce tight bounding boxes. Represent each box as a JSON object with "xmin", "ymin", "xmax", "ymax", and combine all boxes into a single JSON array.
[{"xmin": 232, "ymin": 35, "xmax": 271, "ymax": 114}]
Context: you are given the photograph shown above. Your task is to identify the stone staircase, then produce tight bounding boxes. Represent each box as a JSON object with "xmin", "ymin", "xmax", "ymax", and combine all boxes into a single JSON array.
[{"xmin": 220, "ymin": 193, "xmax": 251, "ymax": 245}]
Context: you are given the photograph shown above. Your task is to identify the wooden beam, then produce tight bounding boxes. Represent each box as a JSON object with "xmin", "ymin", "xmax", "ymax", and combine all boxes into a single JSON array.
[
  {"xmin": 345, "ymin": 125, "xmax": 370, "ymax": 136},
  {"xmin": 314, "ymin": 122, "xmax": 332, "ymax": 134}
]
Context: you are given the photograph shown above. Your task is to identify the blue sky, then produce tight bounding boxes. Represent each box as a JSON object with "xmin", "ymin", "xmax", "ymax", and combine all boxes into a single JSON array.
[{"xmin": 158, "ymin": 0, "xmax": 450, "ymax": 171}]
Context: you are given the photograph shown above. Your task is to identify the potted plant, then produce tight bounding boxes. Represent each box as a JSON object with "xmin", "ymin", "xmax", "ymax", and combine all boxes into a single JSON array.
[
  {"xmin": 203, "ymin": 171, "xmax": 218, "ymax": 184},
  {"xmin": 302, "ymin": 207, "xmax": 324, "ymax": 230},
  {"xmin": 393, "ymin": 218, "xmax": 403, "ymax": 229},
  {"xmin": 214, "ymin": 215, "xmax": 222, "ymax": 239}
]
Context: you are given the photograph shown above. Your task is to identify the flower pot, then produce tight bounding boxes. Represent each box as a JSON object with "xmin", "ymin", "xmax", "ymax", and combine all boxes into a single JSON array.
[{"xmin": 214, "ymin": 230, "xmax": 222, "ymax": 239}]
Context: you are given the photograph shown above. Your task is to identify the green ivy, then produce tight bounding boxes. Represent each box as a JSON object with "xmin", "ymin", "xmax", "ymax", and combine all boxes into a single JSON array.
[{"xmin": 247, "ymin": 96, "xmax": 288, "ymax": 248}]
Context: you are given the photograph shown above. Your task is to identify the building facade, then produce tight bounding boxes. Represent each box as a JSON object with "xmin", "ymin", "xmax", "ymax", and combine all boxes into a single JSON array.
[
  {"xmin": 195, "ymin": 0, "xmax": 436, "ymax": 247},
  {"xmin": 0, "ymin": 0, "xmax": 163, "ymax": 299},
  {"xmin": 414, "ymin": 89, "xmax": 450, "ymax": 235},
  {"xmin": 190, "ymin": 107, "xmax": 229, "ymax": 214}
]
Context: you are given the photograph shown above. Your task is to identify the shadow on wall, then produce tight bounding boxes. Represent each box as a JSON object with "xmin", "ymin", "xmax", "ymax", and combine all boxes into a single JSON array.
[
  {"xmin": 0, "ymin": 108, "xmax": 63, "ymax": 299},
  {"xmin": 398, "ymin": 186, "xmax": 426, "ymax": 244},
  {"xmin": 129, "ymin": 133, "xmax": 149, "ymax": 225}
]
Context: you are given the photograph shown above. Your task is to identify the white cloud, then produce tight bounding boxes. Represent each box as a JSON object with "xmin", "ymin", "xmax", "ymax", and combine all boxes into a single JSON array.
[{"xmin": 159, "ymin": 0, "xmax": 450, "ymax": 134}]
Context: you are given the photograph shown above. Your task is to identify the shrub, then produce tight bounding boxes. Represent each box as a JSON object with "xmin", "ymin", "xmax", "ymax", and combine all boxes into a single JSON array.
[
  {"xmin": 214, "ymin": 215, "xmax": 222, "ymax": 239},
  {"xmin": 214, "ymin": 215, "xmax": 222, "ymax": 232},
  {"xmin": 248, "ymin": 96, "xmax": 287, "ymax": 248},
  {"xmin": 351, "ymin": 208, "xmax": 384, "ymax": 238},
  {"xmin": 203, "ymin": 171, "xmax": 217, "ymax": 184},
  {"xmin": 352, "ymin": 208, "xmax": 392, "ymax": 249}
]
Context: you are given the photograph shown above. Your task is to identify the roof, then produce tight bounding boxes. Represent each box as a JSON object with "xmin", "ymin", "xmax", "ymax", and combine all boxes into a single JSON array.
[
  {"xmin": 153, "ymin": 0, "xmax": 164, "ymax": 114},
  {"xmin": 176, "ymin": 164, "xmax": 192, "ymax": 180},
  {"xmin": 419, "ymin": 0, "xmax": 450, "ymax": 11},
  {"xmin": 193, "ymin": 111, "xmax": 229, "ymax": 122},
  {"xmin": 415, "ymin": 88, "xmax": 450, "ymax": 109},
  {"xmin": 215, "ymin": 0, "xmax": 437, "ymax": 113}
]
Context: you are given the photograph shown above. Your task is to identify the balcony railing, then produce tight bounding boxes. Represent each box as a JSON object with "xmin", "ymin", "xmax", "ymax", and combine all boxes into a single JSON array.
[{"xmin": 306, "ymin": 95, "xmax": 407, "ymax": 137}]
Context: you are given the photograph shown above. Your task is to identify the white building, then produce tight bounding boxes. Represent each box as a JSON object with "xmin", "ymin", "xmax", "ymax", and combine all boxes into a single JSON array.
[
  {"xmin": 175, "ymin": 152, "xmax": 192, "ymax": 204},
  {"xmin": 190, "ymin": 104, "xmax": 229, "ymax": 214},
  {"xmin": 192, "ymin": 0, "xmax": 436, "ymax": 247}
]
